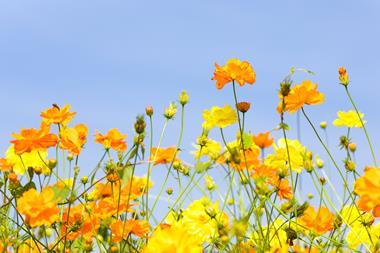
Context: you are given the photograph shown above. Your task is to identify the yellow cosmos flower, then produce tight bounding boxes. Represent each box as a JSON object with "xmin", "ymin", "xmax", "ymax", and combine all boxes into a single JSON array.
[
  {"xmin": 265, "ymin": 138, "xmax": 307, "ymax": 174},
  {"xmin": 143, "ymin": 224, "xmax": 203, "ymax": 253},
  {"xmin": 333, "ymin": 110, "xmax": 366, "ymax": 128},
  {"xmin": 5, "ymin": 145, "xmax": 48, "ymax": 175},
  {"xmin": 202, "ymin": 105, "xmax": 238, "ymax": 130},
  {"xmin": 346, "ymin": 222, "xmax": 380, "ymax": 249},
  {"xmin": 192, "ymin": 137, "xmax": 222, "ymax": 160},
  {"xmin": 166, "ymin": 197, "xmax": 229, "ymax": 243}
]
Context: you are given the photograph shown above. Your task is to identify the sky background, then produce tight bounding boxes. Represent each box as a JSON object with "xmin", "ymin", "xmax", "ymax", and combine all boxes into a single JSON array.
[{"xmin": 0, "ymin": 1, "xmax": 380, "ymax": 207}]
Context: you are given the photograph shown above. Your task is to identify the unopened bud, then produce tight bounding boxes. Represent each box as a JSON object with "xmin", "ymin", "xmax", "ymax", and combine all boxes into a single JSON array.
[
  {"xmin": 320, "ymin": 121, "xmax": 327, "ymax": 129},
  {"xmin": 166, "ymin": 187, "xmax": 173, "ymax": 195},
  {"xmin": 178, "ymin": 90, "xmax": 189, "ymax": 106},
  {"xmin": 348, "ymin": 143, "xmax": 357, "ymax": 152},
  {"xmin": 145, "ymin": 106, "xmax": 154, "ymax": 117},
  {"xmin": 81, "ymin": 176, "xmax": 88, "ymax": 184},
  {"xmin": 48, "ymin": 158, "xmax": 57, "ymax": 169}
]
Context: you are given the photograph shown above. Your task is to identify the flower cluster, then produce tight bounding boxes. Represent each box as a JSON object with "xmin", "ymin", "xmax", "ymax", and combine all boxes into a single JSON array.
[{"xmin": 0, "ymin": 60, "xmax": 378, "ymax": 253}]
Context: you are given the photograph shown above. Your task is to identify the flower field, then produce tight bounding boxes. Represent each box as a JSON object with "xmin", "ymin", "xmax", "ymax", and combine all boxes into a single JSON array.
[{"xmin": 1, "ymin": 58, "xmax": 379, "ymax": 252}]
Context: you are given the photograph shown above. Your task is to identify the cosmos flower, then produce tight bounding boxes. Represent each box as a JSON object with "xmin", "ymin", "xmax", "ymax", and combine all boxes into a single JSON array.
[
  {"xmin": 278, "ymin": 80, "xmax": 324, "ymax": 114},
  {"xmin": 354, "ymin": 166, "xmax": 380, "ymax": 217},
  {"xmin": 333, "ymin": 110, "xmax": 366, "ymax": 128},
  {"xmin": 202, "ymin": 105, "xmax": 238, "ymax": 130},
  {"xmin": 17, "ymin": 187, "xmax": 60, "ymax": 228},
  {"xmin": 252, "ymin": 131, "xmax": 274, "ymax": 149},
  {"xmin": 40, "ymin": 104, "xmax": 76, "ymax": 126},
  {"xmin": 10, "ymin": 123, "xmax": 58, "ymax": 155},
  {"xmin": 150, "ymin": 146, "xmax": 178, "ymax": 165},
  {"xmin": 212, "ymin": 58, "xmax": 255, "ymax": 90},
  {"xmin": 94, "ymin": 128, "xmax": 127, "ymax": 152},
  {"xmin": 60, "ymin": 123, "xmax": 88, "ymax": 155},
  {"xmin": 297, "ymin": 206, "xmax": 335, "ymax": 235}
]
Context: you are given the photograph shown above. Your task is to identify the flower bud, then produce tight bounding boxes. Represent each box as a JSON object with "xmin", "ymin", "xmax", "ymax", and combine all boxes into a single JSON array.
[
  {"xmin": 316, "ymin": 158, "xmax": 324, "ymax": 169},
  {"xmin": 166, "ymin": 187, "xmax": 173, "ymax": 195},
  {"xmin": 134, "ymin": 115, "xmax": 146, "ymax": 134},
  {"xmin": 67, "ymin": 154, "xmax": 74, "ymax": 161},
  {"xmin": 236, "ymin": 102, "xmax": 251, "ymax": 113},
  {"xmin": 338, "ymin": 67, "xmax": 349, "ymax": 86},
  {"xmin": 81, "ymin": 176, "xmax": 88, "ymax": 184},
  {"xmin": 34, "ymin": 166, "xmax": 43, "ymax": 175},
  {"xmin": 8, "ymin": 172, "xmax": 18, "ymax": 184},
  {"xmin": 164, "ymin": 103, "xmax": 177, "ymax": 119},
  {"xmin": 145, "ymin": 106, "xmax": 154, "ymax": 117},
  {"xmin": 320, "ymin": 121, "xmax": 327, "ymax": 129},
  {"xmin": 178, "ymin": 90, "xmax": 189, "ymax": 106},
  {"xmin": 48, "ymin": 158, "xmax": 57, "ymax": 169},
  {"xmin": 345, "ymin": 160, "xmax": 356, "ymax": 172},
  {"xmin": 348, "ymin": 143, "xmax": 357, "ymax": 152}
]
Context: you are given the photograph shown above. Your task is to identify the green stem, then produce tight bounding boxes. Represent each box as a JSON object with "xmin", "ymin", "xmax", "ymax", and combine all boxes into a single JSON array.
[{"xmin": 344, "ymin": 86, "xmax": 377, "ymax": 166}]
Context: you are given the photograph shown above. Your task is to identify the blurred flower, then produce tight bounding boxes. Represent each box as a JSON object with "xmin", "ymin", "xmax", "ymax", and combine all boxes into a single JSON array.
[
  {"xmin": 252, "ymin": 131, "xmax": 274, "ymax": 149},
  {"xmin": 265, "ymin": 138, "xmax": 307, "ymax": 174},
  {"xmin": 212, "ymin": 58, "xmax": 255, "ymax": 90},
  {"xmin": 62, "ymin": 203, "xmax": 99, "ymax": 241},
  {"xmin": 164, "ymin": 102, "xmax": 177, "ymax": 119},
  {"xmin": 166, "ymin": 197, "xmax": 229, "ymax": 243},
  {"xmin": 192, "ymin": 137, "xmax": 222, "ymax": 160},
  {"xmin": 150, "ymin": 146, "xmax": 178, "ymax": 165},
  {"xmin": 333, "ymin": 110, "xmax": 366, "ymax": 128},
  {"xmin": 95, "ymin": 128, "xmax": 127, "ymax": 152},
  {"xmin": 278, "ymin": 80, "xmax": 324, "ymax": 114},
  {"xmin": 60, "ymin": 124, "xmax": 88, "ymax": 155},
  {"xmin": 17, "ymin": 187, "xmax": 60, "ymax": 228},
  {"xmin": 10, "ymin": 123, "xmax": 58, "ymax": 155},
  {"xmin": 40, "ymin": 104, "xmax": 76, "ymax": 126},
  {"xmin": 204, "ymin": 174, "xmax": 216, "ymax": 191},
  {"xmin": 338, "ymin": 67, "xmax": 349, "ymax": 86},
  {"xmin": 202, "ymin": 105, "xmax": 238, "ymax": 129},
  {"xmin": 5, "ymin": 145, "xmax": 48, "ymax": 175},
  {"xmin": 111, "ymin": 219, "xmax": 149, "ymax": 242},
  {"xmin": 0, "ymin": 158, "xmax": 13, "ymax": 172},
  {"xmin": 236, "ymin": 102, "xmax": 251, "ymax": 113},
  {"xmin": 143, "ymin": 224, "xmax": 203, "ymax": 253},
  {"xmin": 354, "ymin": 166, "xmax": 380, "ymax": 217},
  {"xmin": 276, "ymin": 179, "xmax": 293, "ymax": 200}
]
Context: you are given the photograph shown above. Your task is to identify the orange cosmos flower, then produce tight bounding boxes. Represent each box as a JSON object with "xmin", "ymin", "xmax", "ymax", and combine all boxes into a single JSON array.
[
  {"xmin": 278, "ymin": 80, "xmax": 324, "ymax": 114},
  {"xmin": 40, "ymin": 104, "xmax": 76, "ymax": 126},
  {"xmin": 111, "ymin": 219, "xmax": 150, "ymax": 242},
  {"xmin": 17, "ymin": 187, "xmax": 60, "ymax": 228},
  {"xmin": 94, "ymin": 197, "xmax": 134, "ymax": 220},
  {"xmin": 276, "ymin": 178, "xmax": 293, "ymax": 200},
  {"xmin": 252, "ymin": 132, "xmax": 274, "ymax": 149},
  {"xmin": 251, "ymin": 164, "xmax": 278, "ymax": 185},
  {"xmin": 150, "ymin": 146, "xmax": 179, "ymax": 165},
  {"xmin": 61, "ymin": 203, "xmax": 99, "ymax": 241},
  {"xmin": 354, "ymin": 166, "xmax": 380, "ymax": 217},
  {"xmin": 212, "ymin": 58, "xmax": 256, "ymax": 89},
  {"xmin": 59, "ymin": 123, "xmax": 88, "ymax": 155},
  {"xmin": 298, "ymin": 206, "xmax": 334, "ymax": 235},
  {"xmin": 0, "ymin": 158, "xmax": 13, "ymax": 172},
  {"xmin": 94, "ymin": 128, "xmax": 127, "ymax": 152},
  {"xmin": 10, "ymin": 123, "xmax": 58, "ymax": 155},
  {"xmin": 229, "ymin": 147, "xmax": 261, "ymax": 171}
]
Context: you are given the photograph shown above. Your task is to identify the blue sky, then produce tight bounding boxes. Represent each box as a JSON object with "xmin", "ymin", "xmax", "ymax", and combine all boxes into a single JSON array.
[{"xmin": 0, "ymin": 1, "xmax": 380, "ymax": 204}]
